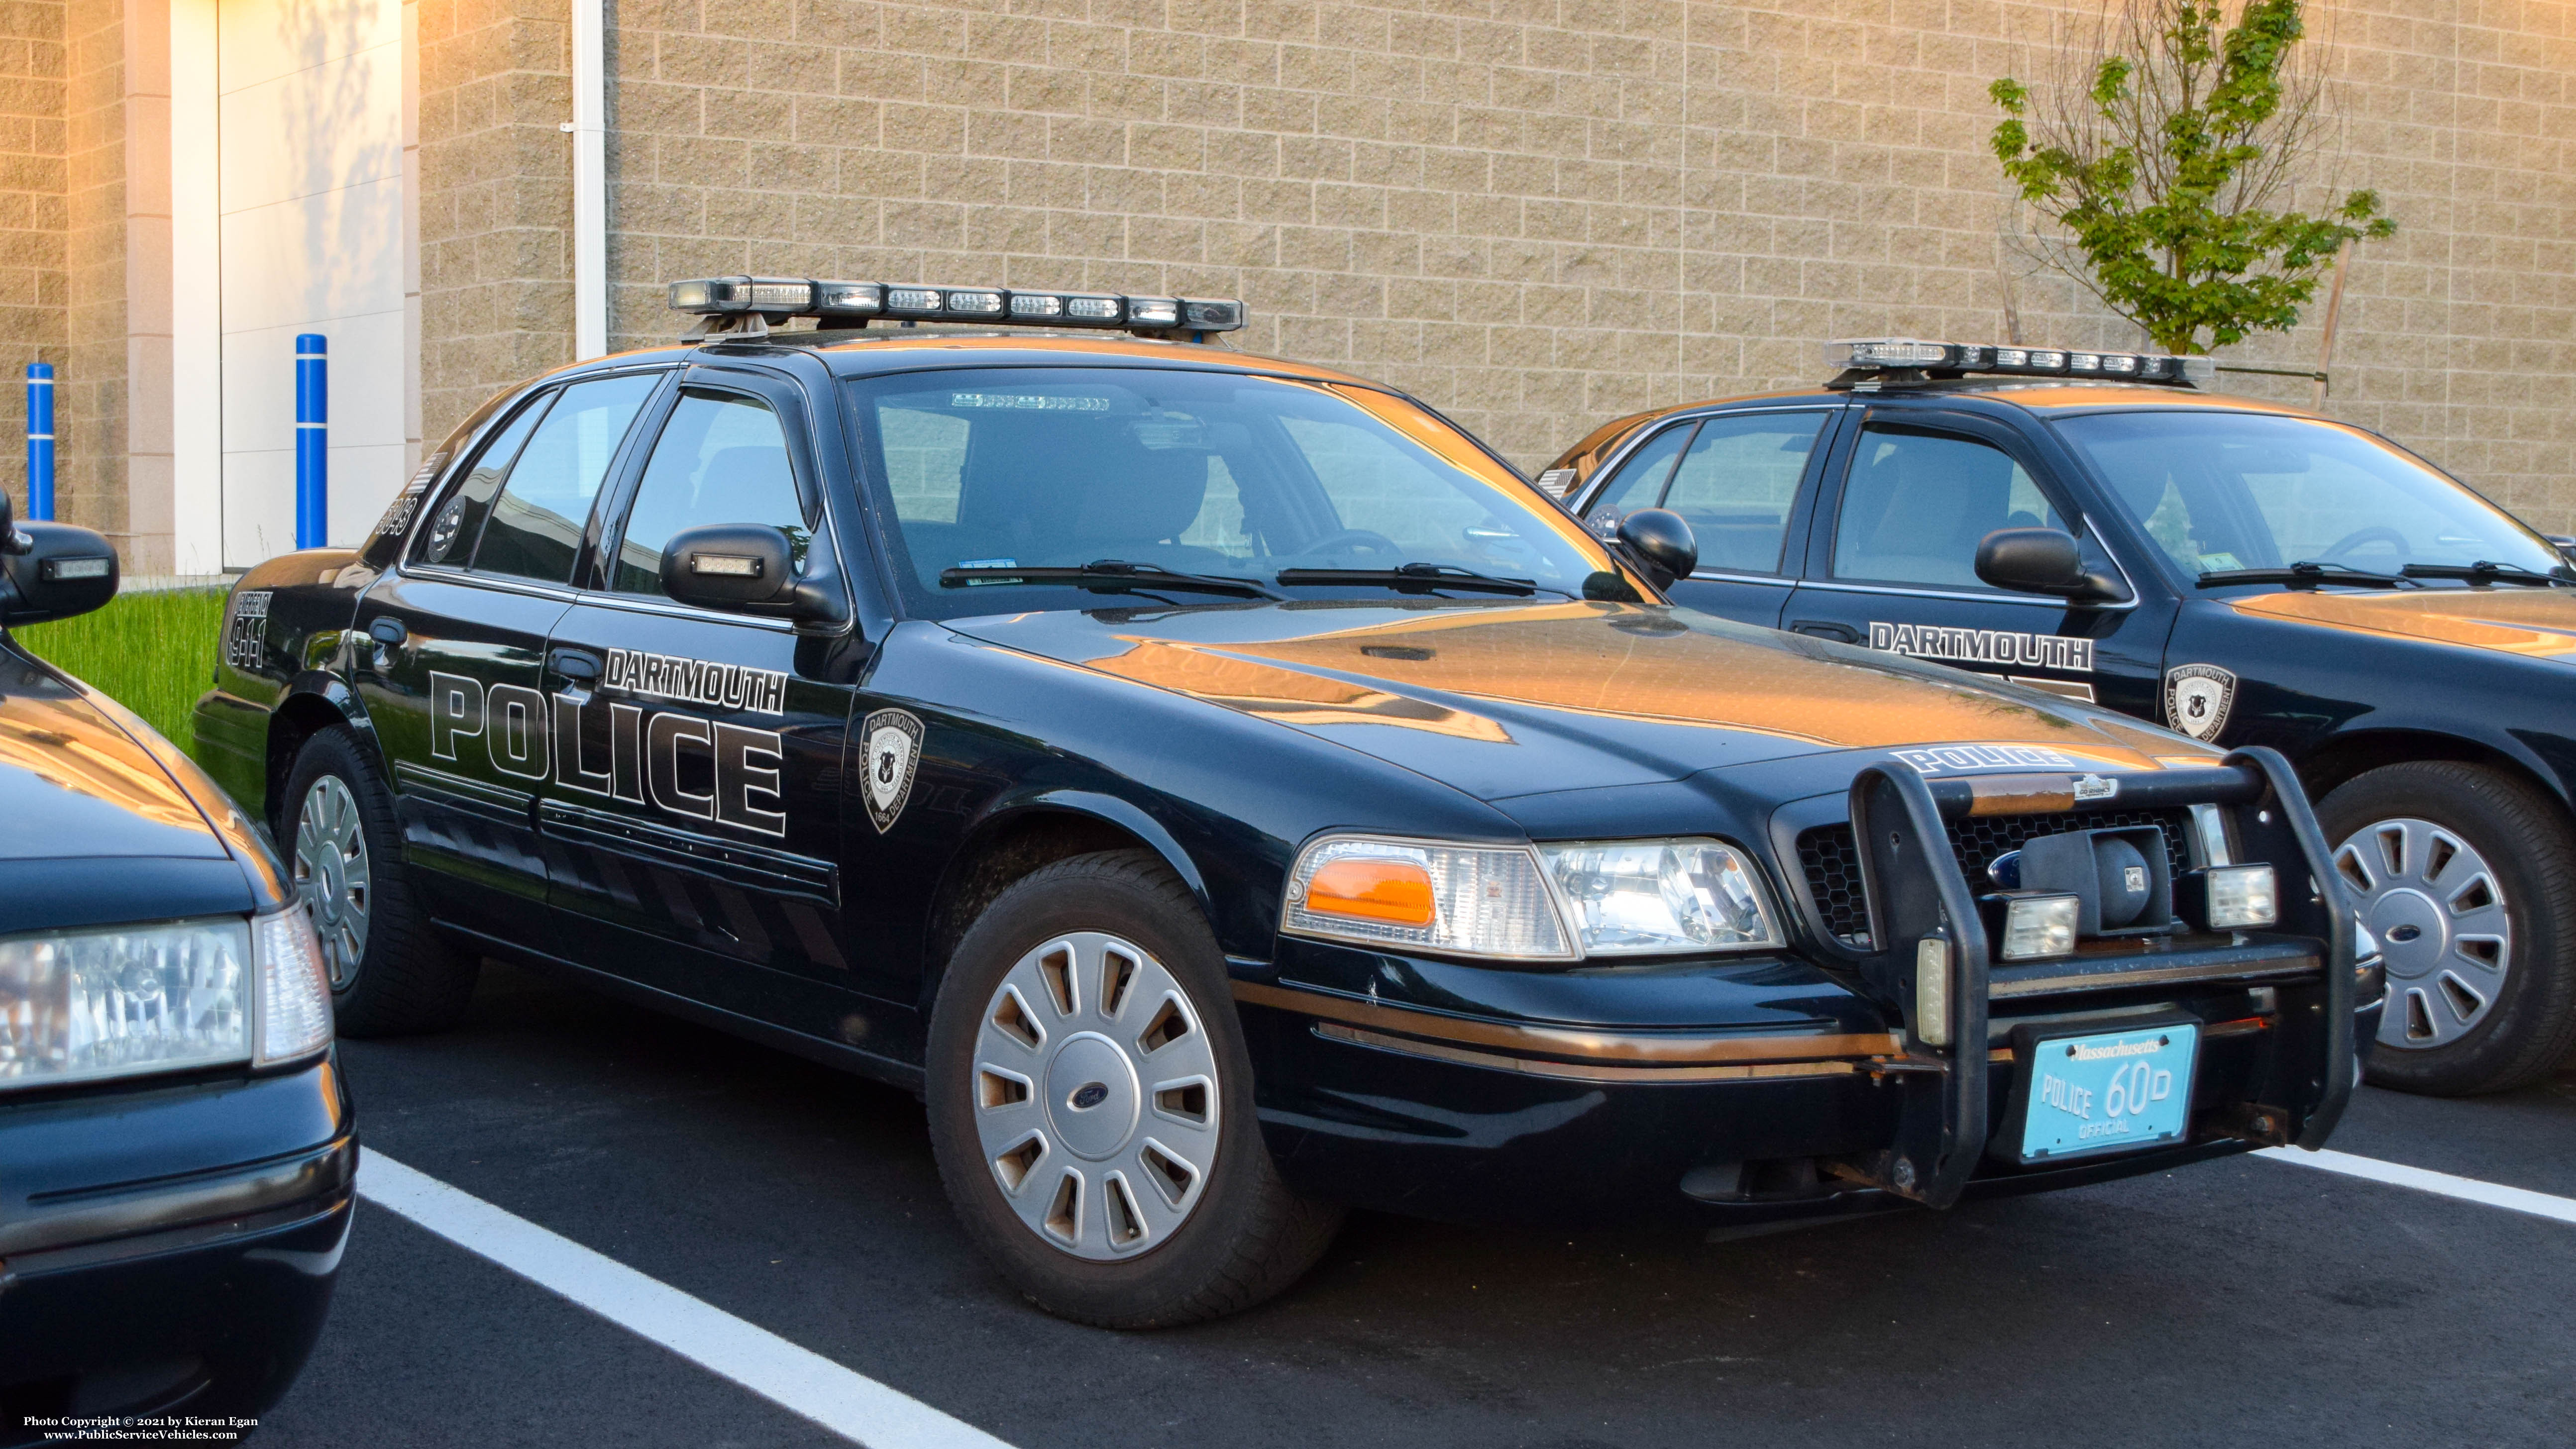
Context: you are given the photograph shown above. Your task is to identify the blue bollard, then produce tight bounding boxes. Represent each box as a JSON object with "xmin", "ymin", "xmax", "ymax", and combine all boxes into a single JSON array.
[
  {"xmin": 295, "ymin": 334, "xmax": 327, "ymax": 548},
  {"xmin": 25, "ymin": 361, "xmax": 52, "ymax": 520}
]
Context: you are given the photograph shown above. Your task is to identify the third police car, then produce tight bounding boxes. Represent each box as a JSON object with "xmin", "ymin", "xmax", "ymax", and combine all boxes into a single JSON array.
[
  {"xmin": 200, "ymin": 289, "xmax": 2358, "ymax": 1325},
  {"xmin": 1546, "ymin": 340, "xmax": 2576, "ymax": 1096}
]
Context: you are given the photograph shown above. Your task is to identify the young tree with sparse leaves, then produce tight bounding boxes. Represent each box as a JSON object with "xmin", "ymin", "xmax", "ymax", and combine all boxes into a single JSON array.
[{"xmin": 1990, "ymin": 0, "xmax": 2393, "ymax": 356}]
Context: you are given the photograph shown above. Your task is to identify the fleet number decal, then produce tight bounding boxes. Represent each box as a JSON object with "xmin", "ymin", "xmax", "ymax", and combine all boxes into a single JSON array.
[
  {"xmin": 429, "ymin": 670, "xmax": 787, "ymax": 836},
  {"xmin": 1870, "ymin": 621, "xmax": 2094, "ymax": 673},
  {"xmin": 223, "ymin": 592, "xmax": 271, "ymax": 669}
]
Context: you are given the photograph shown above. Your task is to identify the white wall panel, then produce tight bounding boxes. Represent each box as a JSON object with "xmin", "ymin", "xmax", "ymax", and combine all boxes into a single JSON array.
[
  {"xmin": 217, "ymin": 0, "xmax": 410, "ymax": 564},
  {"xmin": 219, "ymin": 47, "xmax": 401, "ymax": 211},
  {"xmin": 217, "ymin": 0, "xmax": 396, "ymax": 95}
]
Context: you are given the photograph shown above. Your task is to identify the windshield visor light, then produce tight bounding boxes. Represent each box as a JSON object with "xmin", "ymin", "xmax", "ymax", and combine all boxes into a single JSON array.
[
  {"xmin": 0, "ymin": 918, "xmax": 253, "ymax": 1090},
  {"xmin": 1535, "ymin": 839, "xmax": 1781, "ymax": 955},
  {"xmin": 1283, "ymin": 838, "xmax": 1571, "ymax": 961},
  {"xmin": 1996, "ymin": 893, "xmax": 2082, "ymax": 961},
  {"xmin": 2181, "ymin": 864, "xmax": 2279, "ymax": 931},
  {"xmin": 255, "ymin": 907, "xmax": 333, "ymax": 1065}
]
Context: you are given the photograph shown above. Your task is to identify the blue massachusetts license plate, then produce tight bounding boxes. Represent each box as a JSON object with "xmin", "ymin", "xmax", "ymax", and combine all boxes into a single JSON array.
[{"xmin": 2018, "ymin": 1023, "xmax": 2199, "ymax": 1163}]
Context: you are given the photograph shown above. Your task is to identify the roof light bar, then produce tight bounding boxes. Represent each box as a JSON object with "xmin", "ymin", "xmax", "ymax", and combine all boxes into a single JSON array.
[
  {"xmin": 1825, "ymin": 338, "xmax": 2215, "ymax": 386},
  {"xmin": 666, "ymin": 276, "xmax": 1247, "ymax": 339}
]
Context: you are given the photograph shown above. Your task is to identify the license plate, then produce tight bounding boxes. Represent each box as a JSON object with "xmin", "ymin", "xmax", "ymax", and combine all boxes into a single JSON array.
[{"xmin": 2017, "ymin": 1023, "xmax": 2199, "ymax": 1163}]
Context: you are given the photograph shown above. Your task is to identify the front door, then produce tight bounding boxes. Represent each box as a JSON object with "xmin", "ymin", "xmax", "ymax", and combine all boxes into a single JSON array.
[
  {"xmin": 1575, "ymin": 407, "xmax": 1840, "ymax": 628},
  {"xmin": 1782, "ymin": 412, "xmax": 2172, "ymax": 719},
  {"xmin": 538, "ymin": 369, "xmax": 876, "ymax": 1016},
  {"xmin": 352, "ymin": 370, "xmax": 662, "ymax": 947}
]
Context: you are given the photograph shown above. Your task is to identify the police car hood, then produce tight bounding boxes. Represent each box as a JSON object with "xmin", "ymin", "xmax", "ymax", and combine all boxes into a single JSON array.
[
  {"xmin": 2229, "ymin": 587, "xmax": 2576, "ymax": 662},
  {"xmin": 0, "ymin": 650, "xmax": 228, "ymax": 860},
  {"xmin": 948, "ymin": 601, "xmax": 2203, "ymax": 801}
]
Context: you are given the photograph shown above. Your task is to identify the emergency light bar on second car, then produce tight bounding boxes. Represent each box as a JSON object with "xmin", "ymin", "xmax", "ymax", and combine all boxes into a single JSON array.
[
  {"xmin": 667, "ymin": 277, "xmax": 1246, "ymax": 338},
  {"xmin": 1827, "ymin": 338, "xmax": 2217, "ymax": 386}
]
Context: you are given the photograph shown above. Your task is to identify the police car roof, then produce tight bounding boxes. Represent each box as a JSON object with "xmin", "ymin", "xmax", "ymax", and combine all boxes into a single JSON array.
[{"xmin": 1628, "ymin": 377, "xmax": 2323, "ymax": 420}]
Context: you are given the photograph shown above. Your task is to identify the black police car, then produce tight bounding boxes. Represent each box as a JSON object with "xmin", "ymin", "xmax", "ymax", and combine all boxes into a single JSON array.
[
  {"xmin": 0, "ymin": 492, "xmax": 349, "ymax": 1436},
  {"xmin": 197, "ymin": 284, "xmax": 2360, "ymax": 1327},
  {"xmin": 1546, "ymin": 338, "xmax": 2576, "ymax": 1096}
]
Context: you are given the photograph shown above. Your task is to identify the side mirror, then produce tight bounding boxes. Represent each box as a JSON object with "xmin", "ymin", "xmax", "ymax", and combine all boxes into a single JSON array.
[
  {"xmin": 0, "ymin": 501, "xmax": 120, "ymax": 626},
  {"xmin": 1975, "ymin": 527, "xmax": 2126, "ymax": 604},
  {"xmin": 1615, "ymin": 508, "xmax": 1699, "ymax": 591},
  {"xmin": 659, "ymin": 522, "xmax": 849, "ymax": 628},
  {"xmin": 2545, "ymin": 534, "xmax": 2576, "ymax": 564}
]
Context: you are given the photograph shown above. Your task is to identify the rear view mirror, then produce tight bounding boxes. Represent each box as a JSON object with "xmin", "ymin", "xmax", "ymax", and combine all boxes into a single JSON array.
[
  {"xmin": 1975, "ymin": 527, "xmax": 2126, "ymax": 605},
  {"xmin": 0, "ymin": 489, "xmax": 120, "ymax": 625},
  {"xmin": 1615, "ymin": 508, "xmax": 1699, "ymax": 591}
]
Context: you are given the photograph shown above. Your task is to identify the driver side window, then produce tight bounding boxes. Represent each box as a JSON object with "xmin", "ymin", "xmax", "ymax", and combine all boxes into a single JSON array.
[
  {"xmin": 611, "ymin": 389, "xmax": 811, "ymax": 598},
  {"xmin": 1832, "ymin": 426, "xmax": 2065, "ymax": 590}
]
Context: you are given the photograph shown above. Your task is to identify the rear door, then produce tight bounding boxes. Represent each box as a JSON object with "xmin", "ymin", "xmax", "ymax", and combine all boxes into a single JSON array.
[
  {"xmin": 352, "ymin": 369, "xmax": 664, "ymax": 948},
  {"xmin": 1573, "ymin": 407, "xmax": 1841, "ymax": 628},
  {"xmin": 1781, "ymin": 409, "xmax": 2170, "ymax": 718},
  {"xmin": 537, "ymin": 365, "xmax": 880, "ymax": 1019}
]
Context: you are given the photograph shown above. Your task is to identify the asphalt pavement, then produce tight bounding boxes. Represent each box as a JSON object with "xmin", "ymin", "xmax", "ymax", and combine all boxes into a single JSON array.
[{"xmin": 258, "ymin": 961, "xmax": 2576, "ymax": 1448}]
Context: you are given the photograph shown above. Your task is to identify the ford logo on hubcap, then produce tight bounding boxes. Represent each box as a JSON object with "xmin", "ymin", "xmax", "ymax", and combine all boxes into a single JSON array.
[{"xmin": 1069, "ymin": 1082, "xmax": 1109, "ymax": 1110}]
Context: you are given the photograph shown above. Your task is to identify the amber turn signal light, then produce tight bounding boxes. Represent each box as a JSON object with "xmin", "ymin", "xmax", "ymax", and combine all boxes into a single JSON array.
[{"xmin": 1302, "ymin": 857, "xmax": 1436, "ymax": 928}]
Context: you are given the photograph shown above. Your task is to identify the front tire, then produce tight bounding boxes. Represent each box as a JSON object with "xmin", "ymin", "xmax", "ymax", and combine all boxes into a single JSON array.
[
  {"xmin": 925, "ymin": 849, "xmax": 1342, "ymax": 1327},
  {"xmin": 281, "ymin": 727, "xmax": 480, "ymax": 1035},
  {"xmin": 2319, "ymin": 761, "xmax": 2576, "ymax": 1095}
]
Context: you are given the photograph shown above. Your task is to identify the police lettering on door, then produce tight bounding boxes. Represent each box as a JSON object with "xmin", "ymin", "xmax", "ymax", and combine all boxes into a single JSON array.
[{"xmin": 428, "ymin": 660, "xmax": 789, "ymax": 837}]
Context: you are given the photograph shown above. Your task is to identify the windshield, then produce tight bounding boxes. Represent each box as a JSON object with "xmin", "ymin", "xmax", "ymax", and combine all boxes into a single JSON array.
[
  {"xmin": 847, "ymin": 367, "xmax": 1630, "ymax": 619},
  {"xmin": 2056, "ymin": 411, "xmax": 2562, "ymax": 581}
]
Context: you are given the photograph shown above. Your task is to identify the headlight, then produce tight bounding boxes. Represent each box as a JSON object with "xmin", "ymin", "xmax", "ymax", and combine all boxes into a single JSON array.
[
  {"xmin": 1535, "ymin": 839, "xmax": 1780, "ymax": 955},
  {"xmin": 0, "ymin": 917, "xmax": 253, "ymax": 1088},
  {"xmin": 1283, "ymin": 837, "xmax": 1573, "ymax": 960},
  {"xmin": 1280, "ymin": 833, "xmax": 1781, "ymax": 961},
  {"xmin": 0, "ymin": 908, "xmax": 334, "ymax": 1091}
]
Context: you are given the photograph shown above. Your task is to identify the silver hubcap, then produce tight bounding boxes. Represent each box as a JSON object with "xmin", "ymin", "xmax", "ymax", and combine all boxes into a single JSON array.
[
  {"xmin": 293, "ymin": 775, "xmax": 371, "ymax": 990},
  {"xmin": 970, "ymin": 931, "xmax": 1220, "ymax": 1261},
  {"xmin": 2334, "ymin": 817, "xmax": 2510, "ymax": 1050}
]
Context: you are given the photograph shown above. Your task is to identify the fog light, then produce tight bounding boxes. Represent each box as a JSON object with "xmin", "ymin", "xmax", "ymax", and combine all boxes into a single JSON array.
[
  {"xmin": 1915, "ymin": 935, "xmax": 1951, "ymax": 1047},
  {"xmin": 1999, "ymin": 893, "xmax": 2080, "ymax": 961},
  {"xmin": 2199, "ymin": 864, "xmax": 2278, "ymax": 929}
]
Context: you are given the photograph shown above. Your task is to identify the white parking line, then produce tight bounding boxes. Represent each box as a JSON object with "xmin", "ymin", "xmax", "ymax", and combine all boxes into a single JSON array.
[
  {"xmin": 2258, "ymin": 1146, "xmax": 2576, "ymax": 1225},
  {"xmin": 356, "ymin": 1149, "xmax": 1017, "ymax": 1449}
]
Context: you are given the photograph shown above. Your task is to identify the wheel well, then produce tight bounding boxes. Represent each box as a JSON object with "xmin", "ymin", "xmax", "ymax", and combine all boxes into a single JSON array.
[
  {"xmin": 2299, "ymin": 730, "xmax": 2569, "ymax": 812},
  {"xmin": 265, "ymin": 694, "xmax": 354, "ymax": 831},
  {"xmin": 920, "ymin": 810, "xmax": 1163, "ymax": 1009}
]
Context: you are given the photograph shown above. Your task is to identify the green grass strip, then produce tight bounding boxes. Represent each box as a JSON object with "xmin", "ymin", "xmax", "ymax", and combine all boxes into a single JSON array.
[{"xmin": 14, "ymin": 587, "xmax": 227, "ymax": 755}]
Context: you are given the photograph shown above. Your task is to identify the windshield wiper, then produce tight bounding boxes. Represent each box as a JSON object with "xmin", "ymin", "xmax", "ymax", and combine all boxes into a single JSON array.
[
  {"xmin": 2398, "ymin": 560, "xmax": 2572, "ymax": 587},
  {"xmin": 939, "ymin": 559, "xmax": 1283, "ymax": 600},
  {"xmin": 1274, "ymin": 562, "xmax": 1547, "ymax": 597},
  {"xmin": 2196, "ymin": 561, "xmax": 2416, "ymax": 590}
]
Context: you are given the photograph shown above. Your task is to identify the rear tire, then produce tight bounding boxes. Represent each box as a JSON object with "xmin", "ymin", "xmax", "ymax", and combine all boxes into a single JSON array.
[
  {"xmin": 2318, "ymin": 761, "xmax": 2576, "ymax": 1095},
  {"xmin": 925, "ymin": 849, "xmax": 1342, "ymax": 1327},
  {"xmin": 281, "ymin": 727, "xmax": 480, "ymax": 1035}
]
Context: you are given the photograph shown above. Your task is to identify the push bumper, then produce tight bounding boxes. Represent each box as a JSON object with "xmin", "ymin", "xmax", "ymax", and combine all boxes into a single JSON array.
[
  {"xmin": 1238, "ymin": 748, "xmax": 2359, "ymax": 1226},
  {"xmin": 0, "ymin": 1058, "xmax": 355, "ymax": 1437}
]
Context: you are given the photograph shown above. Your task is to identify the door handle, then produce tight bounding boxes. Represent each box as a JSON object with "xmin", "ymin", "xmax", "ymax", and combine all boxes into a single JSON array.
[
  {"xmin": 548, "ymin": 647, "xmax": 602, "ymax": 683},
  {"xmin": 1789, "ymin": 620, "xmax": 1862, "ymax": 644},
  {"xmin": 367, "ymin": 617, "xmax": 407, "ymax": 646}
]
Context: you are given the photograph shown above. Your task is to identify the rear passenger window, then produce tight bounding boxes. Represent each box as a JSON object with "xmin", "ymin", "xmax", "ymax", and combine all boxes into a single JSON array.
[
  {"xmin": 416, "ymin": 395, "xmax": 549, "ymax": 567},
  {"xmin": 611, "ymin": 390, "xmax": 810, "ymax": 597},
  {"xmin": 470, "ymin": 374, "xmax": 661, "ymax": 584}
]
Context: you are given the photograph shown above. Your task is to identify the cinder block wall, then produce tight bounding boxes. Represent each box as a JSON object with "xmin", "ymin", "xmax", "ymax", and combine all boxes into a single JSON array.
[
  {"xmin": 0, "ymin": 0, "xmax": 64, "ymax": 521},
  {"xmin": 61, "ymin": 0, "xmax": 119, "ymax": 544},
  {"xmin": 417, "ymin": 0, "xmax": 2576, "ymax": 527}
]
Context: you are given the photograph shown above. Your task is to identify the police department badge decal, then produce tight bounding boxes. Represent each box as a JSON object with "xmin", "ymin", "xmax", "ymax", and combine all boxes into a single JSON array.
[
  {"xmin": 2164, "ymin": 664, "xmax": 2237, "ymax": 742},
  {"xmin": 860, "ymin": 709, "xmax": 925, "ymax": 833}
]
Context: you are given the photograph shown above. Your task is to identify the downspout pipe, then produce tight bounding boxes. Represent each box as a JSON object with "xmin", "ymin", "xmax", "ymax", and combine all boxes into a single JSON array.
[{"xmin": 570, "ymin": 0, "xmax": 606, "ymax": 360}]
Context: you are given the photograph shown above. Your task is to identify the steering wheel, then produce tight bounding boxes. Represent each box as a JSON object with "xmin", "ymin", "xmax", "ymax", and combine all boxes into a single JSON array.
[
  {"xmin": 1297, "ymin": 528, "xmax": 1404, "ymax": 561},
  {"xmin": 2320, "ymin": 525, "xmax": 2411, "ymax": 562}
]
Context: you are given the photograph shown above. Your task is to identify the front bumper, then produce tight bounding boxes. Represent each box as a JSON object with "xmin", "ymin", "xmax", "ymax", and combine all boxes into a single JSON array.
[
  {"xmin": 0, "ymin": 1057, "xmax": 354, "ymax": 1434},
  {"xmin": 1239, "ymin": 748, "xmax": 2360, "ymax": 1226}
]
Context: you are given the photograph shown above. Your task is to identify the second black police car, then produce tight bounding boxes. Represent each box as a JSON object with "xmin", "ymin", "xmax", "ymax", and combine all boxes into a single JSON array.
[
  {"xmin": 199, "ymin": 287, "xmax": 2361, "ymax": 1326},
  {"xmin": 1547, "ymin": 338, "xmax": 2576, "ymax": 1096}
]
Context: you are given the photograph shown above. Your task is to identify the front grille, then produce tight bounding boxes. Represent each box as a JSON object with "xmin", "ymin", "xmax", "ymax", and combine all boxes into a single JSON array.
[{"xmin": 1798, "ymin": 806, "xmax": 2203, "ymax": 950}]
